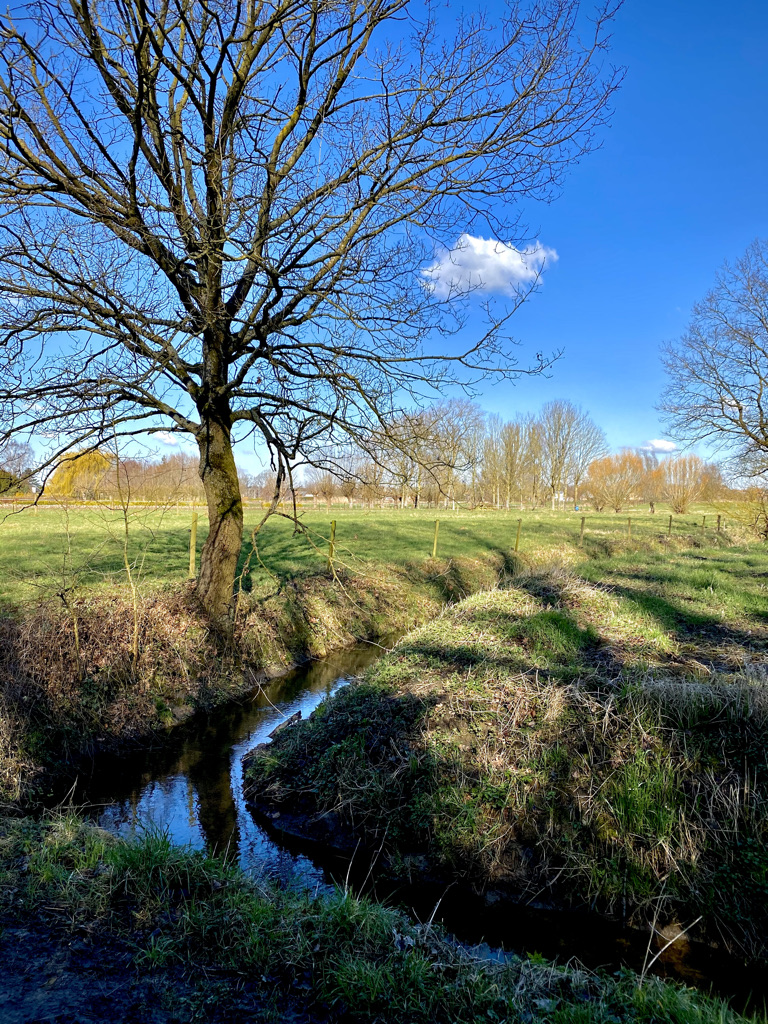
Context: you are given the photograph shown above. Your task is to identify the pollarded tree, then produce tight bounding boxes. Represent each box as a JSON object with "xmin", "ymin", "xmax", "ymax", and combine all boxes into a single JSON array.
[
  {"xmin": 305, "ymin": 468, "xmax": 337, "ymax": 510},
  {"xmin": 0, "ymin": 0, "xmax": 621, "ymax": 632},
  {"xmin": 584, "ymin": 451, "xmax": 643, "ymax": 513}
]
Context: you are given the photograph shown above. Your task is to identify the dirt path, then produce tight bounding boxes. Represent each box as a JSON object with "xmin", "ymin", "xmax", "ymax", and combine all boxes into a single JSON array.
[{"xmin": 0, "ymin": 918, "xmax": 310, "ymax": 1024}]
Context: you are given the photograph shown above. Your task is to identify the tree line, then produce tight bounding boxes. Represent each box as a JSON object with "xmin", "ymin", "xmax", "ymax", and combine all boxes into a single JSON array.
[
  {"xmin": 27, "ymin": 398, "xmax": 725, "ymax": 515},
  {"xmin": 305, "ymin": 399, "xmax": 725, "ymax": 512}
]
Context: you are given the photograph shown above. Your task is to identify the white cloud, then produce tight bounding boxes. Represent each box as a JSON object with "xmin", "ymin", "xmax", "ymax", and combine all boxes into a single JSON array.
[
  {"xmin": 155, "ymin": 430, "xmax": 180, "ymax": 447},
  {"xmin": 422, "ymin": 235, "xmax": 558, "ymax": 298},
  {"xmin": 641, "ymin": 439, "xmax": 677, "ymax": 454}
]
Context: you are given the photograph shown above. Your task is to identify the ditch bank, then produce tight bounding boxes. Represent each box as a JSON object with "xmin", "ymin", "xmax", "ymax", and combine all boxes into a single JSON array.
[
  {"xmin": 1, "ymin": 558, "xmax": 765, "ymax": 1020},
  {"xmin": 0, "ymin": 553, "xmax": 510, "ymax": 803},
  {"xmin": 244, "ymin": 568, "xmax": 768, "ymax": 969},
  {"xmin": 0, "ymin": 815, "xmax": 753, "ymax": 1024}
]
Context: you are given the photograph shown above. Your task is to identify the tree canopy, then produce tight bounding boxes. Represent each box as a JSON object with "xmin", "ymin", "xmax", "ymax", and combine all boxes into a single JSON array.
[{"xmin": 0, "ymin": 0, "xmax": 621, "ymax": 629}]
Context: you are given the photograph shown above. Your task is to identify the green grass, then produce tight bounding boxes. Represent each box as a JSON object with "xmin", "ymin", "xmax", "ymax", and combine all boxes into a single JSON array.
[
  {"xmin": 246, "ymin": 547, "xmax": 768, "ymax": 959},
  {"xmin": 0, "ymin": 501, "xmax": 743, "ymax": 609},
  {"xmin": 0, "ymin": 813, "xmax": 757, "ymax": 1024}
]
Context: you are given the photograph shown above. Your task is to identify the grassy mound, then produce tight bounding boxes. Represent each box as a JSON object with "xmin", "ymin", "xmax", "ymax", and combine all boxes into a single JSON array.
[
  {"xmin": 0, "ymin": 813, "xmax": 754, "ymax": 1024},
  {"xmin": 246, "ymin": 547, "xmax": 768, "ymax": 959}
]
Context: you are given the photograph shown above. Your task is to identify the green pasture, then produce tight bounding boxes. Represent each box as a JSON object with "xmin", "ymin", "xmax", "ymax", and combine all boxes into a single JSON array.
[{"xmin": 0, "ymin": 500, "xmax": 753, "ymax": 609}]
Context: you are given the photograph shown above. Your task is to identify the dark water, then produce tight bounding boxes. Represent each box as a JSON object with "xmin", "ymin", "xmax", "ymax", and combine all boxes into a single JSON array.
[
  {"xmin": 75, "ymin": 641, "xmax": 391, "ymax": 887},
  {"xmin": 71, "ymin": 642, "xmax": 767, "ymax": 1016}
]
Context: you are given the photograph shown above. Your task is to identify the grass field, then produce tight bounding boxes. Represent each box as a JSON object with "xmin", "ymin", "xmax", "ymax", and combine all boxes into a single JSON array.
[{"xmin": 0, "ymin": 501, "xmax": 743, "ymax": 609}]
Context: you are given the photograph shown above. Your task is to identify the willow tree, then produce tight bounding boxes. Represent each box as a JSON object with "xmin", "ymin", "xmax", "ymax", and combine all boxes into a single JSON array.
[{"xmin": 0, "ymin": 0, "xmax": 620, "ymax": 632}]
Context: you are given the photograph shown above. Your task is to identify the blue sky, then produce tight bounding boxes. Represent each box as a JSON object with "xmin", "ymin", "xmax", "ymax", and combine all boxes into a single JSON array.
[
  {"xmin": 31, "ymin": 0, "xmax": 762, "ymax": 471},
  {"xmin": 460, "ymin": 0, "xmax": 768, "ymax": 453}
]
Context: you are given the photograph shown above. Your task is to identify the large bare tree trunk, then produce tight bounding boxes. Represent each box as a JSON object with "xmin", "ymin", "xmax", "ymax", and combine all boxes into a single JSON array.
[{"xmin": 196, "ymin": 420, "xmax": 243, "ymax": 635}]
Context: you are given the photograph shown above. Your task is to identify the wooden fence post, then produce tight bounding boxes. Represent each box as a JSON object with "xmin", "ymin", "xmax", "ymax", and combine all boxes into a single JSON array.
[
  {"xmin": 702, "ymin": 514, "xmax": 707, "ymax": 529},
  {"xmin": 668, "ymin": 514, "xmax": 673, "ymax": 537},
  {"xmin": 432, "ymin": 519, "xmax": 440, "ymax": 559},
  {"xmin": 579, "ymin": 516, "xmax": 585, "ymax": 547},
  {"xmin": 188, "ymin": 512, "xmax": 198, "ymax": 579},
  {"xmin": 514, "ymin": 518, "xmax": 522, "ymax": 553},
  {"xmin": 327, "ymin": 520, "xmax": 337, "ymax": 571},
  {"xmin": 717, "ymin": 514, "xmax": 722, "ymax": 533}
]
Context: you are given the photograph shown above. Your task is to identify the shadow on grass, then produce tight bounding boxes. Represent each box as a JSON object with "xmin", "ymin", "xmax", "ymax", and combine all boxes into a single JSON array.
[{"xmin": 597, "ymin": 574, "xmax": 768, "ymax": 654}]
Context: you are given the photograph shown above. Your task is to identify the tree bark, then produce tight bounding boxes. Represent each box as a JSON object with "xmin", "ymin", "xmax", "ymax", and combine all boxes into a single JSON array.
[{"xmin": 196, "ymin": 420, "xmax": 243, "ymax": 636}]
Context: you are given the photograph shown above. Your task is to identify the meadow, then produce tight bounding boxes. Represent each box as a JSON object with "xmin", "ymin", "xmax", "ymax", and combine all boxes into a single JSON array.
[{"xmin": 0, "ymin": 499, "xmax": 737, "ymax": 610}]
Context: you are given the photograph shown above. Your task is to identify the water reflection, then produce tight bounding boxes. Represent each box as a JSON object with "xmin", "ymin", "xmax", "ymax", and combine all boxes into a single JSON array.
[
  {"xmin": 77, "ymin": 641, "xmax": 389, "ymax": 885},
  {"xmin": 71, "ymin": 640, "xmax": 768, "ymax": 1015}
]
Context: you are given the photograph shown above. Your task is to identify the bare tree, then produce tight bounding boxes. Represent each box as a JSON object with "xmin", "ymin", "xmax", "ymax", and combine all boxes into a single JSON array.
[
  {"xmin": 637, "ymin": 450, "xmax": 664, "ymax": 510},
  {"xmin": 482, "ymin": 414, "xmax": 504, "ymax": 507},
  {"xmin": 568, "ymin": 409, "xmax": 608, "ymax": 505},
  {"xmin": 359, "ymin": 459, "xmax": 385, "ymax": 509},
  {"xmin": 661, "ymin": 239, "xmax": 768, "ymax": 475},
  {"xmin": 305, "ymin": 468, "xmax": 337, "ymax": 510},
  {"xmin": 539, "ymin": 399, "xmax": 606, "ymax": 507},
  {"xmin": 539, "ymin": 400, "xmax": 577, "ymax": 505},
  {"xmin": 0, "ymin": 0, "xmax": 620, "ymax": 631},
  {"xmin": 426, "ymin": 400, "xmax": 485, "ymax": 508},
  {"xmin": 498, "ymin": 415, "xmax": 535, "ymax": 508},
  {"xmin": 0, "ymin": 438, "xmax": 35, "ymax": 493}
]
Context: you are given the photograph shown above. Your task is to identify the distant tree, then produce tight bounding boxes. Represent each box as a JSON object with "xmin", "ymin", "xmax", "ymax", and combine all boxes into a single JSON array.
[
  {"xmin": 584, "ymin": 452, "xmax": 644, "ymax": 512},
  {"xmin": 0, "ymin": 467, "xmax": 15, "ymax": 495},
  {"xmin": 637, "ymin": 450, "xmax": 664, "ymax": 509},
  {"xmin": 568, "ymin": 411, "xmax": 609, "ymax": 505},
  {"xmin": 0, "ymin": 439, "xmax": 34, "ymax": 494},
  {"xmin": 338, "ymin": 474, "xmax": 358, "ymax": 505},
  {"xmin": 482, "ymin": 415, "xmax": 504, "ymax": 508},
  {"xmin": 539, "ymin": 400, "xmax": 579, "ymax": 504},
  {"xmin": 699, "ymin": 462, "xmax": 726, "ymax": 501},
  {"xmin": 526, "ymin": 418, "xmax": 546, "ymax": 507},
  {"xmin": 497, "ymin": 415, "xmax": 537, "ymax": 508},
  {"xmin": 49, "ymin": 450, "xmax": 114, "ymax": 501},
  {"xmin": 359, "ymin": 461, "xmax": 385, "ymax": 509},
  {"xmin": 422, "ymin": 400, "xmax": 485, "ymax": 509},
  {"xmin": 661, "ymin": 239, "xmax": 768, "ymax": 476},
  {"xmin": 662, "ymin": 454, "xmax": 706, "ymax": 513},
  {"xmin": 306, "ymin": 469, "xmax": 337, "ymax": 510}
]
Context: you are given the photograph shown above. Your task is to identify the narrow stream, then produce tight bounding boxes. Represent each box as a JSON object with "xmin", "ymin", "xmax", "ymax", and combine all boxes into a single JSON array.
[{"xmin": 70, "ymin": 642, "xmax": 766, "ymax": 1016}]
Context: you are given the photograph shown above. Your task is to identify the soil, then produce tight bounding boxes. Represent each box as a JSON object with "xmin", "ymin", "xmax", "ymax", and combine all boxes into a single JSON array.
[{"xmin": 0, "ymin": 916, "xmax": 312, "ymax": 1024}]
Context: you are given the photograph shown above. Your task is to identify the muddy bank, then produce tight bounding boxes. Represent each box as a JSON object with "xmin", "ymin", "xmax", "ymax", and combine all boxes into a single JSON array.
[{"xmin": 0, "ymin": 916, "xmax": 311, "ymax": 1024}]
